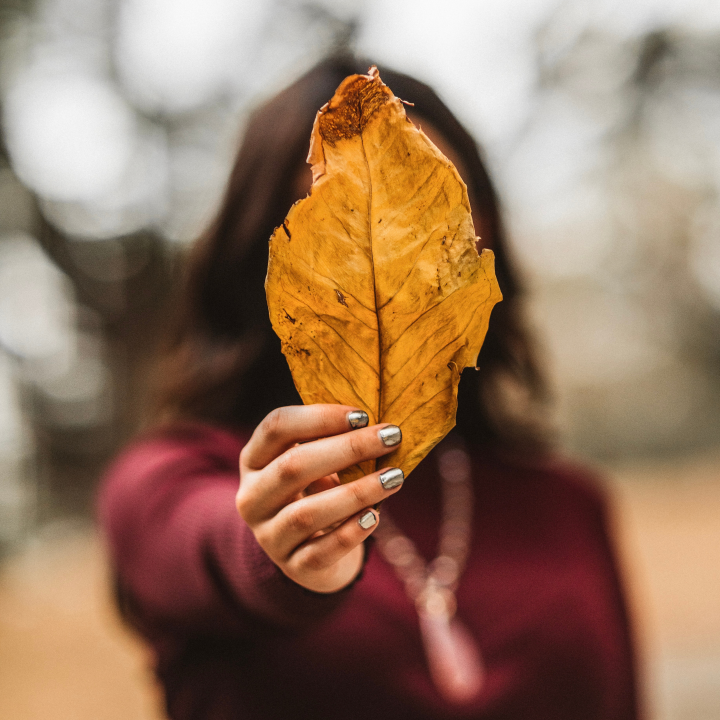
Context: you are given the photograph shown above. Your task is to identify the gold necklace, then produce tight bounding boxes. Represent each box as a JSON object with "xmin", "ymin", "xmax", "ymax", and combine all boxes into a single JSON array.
[{"xmin": 375, "ymin": 442, "xmax": 484, "ymax": 703}]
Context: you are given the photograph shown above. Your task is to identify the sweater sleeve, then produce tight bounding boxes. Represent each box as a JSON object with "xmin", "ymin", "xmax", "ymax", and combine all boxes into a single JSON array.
[{"xmin": 97, "ymin": 424, "xmax": 354, "ymax": 637}]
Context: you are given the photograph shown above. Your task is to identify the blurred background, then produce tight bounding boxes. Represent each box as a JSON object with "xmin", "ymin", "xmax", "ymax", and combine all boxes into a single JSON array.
[{"xmin": 0, "ymin": 0, "xmax": 718, "ymax": 718}]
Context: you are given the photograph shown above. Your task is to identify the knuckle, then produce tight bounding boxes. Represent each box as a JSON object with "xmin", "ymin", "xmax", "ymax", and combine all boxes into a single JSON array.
[
  {"xmin": 275, "ymin": 449, "xmax": 301, "ymax": 483},
  {"xmin": 262, "ymin": 407, "xmax": 286, "ymax": 443},
  {"xmin": 348, "ymin": 480, "xmax": 373, "ymax": 508},
  {"xmin": 285, "ymin": 503, "xmax": 315, "ymax": 535},
  {"xmin": 239, "ymin": 444, "xmax": 261, "ymax": 474},
  {"xmin": 235, "ymin": 488, "xmax": 252, "ymax": 520},
  {"xmin": 345, "ymin": 431, "xmax": 365, "ymax": 460},
  {"xmin": 333, "ymin": 528, "xmax": 356, "ymax": 552},
  {"xmin": 254, "ymin": 526, "xmax": 285, "ymax": 567},
  {"xmin": 318, "ymin": 404, "xmax": 338, "ymax": 432},
  {"xmin": 297, "ymin": 549, "xmax": 329, "ymax": 573}
]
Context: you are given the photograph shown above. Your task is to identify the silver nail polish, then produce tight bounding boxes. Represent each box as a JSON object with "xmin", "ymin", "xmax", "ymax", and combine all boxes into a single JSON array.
[
  {"xmin": 348, "ymin": 410, "xmax": 369, "ymax": 429},
  {"xmin": 358, "ymin": 510, "xmax": 377, "ymax": 530},
  {"xmin": 378, "ymin": 425, "xmax": 402, "ymax": 447},
  {"xmin": 379, "ymin": 468, "xmax": 404, "ymax": 490}
]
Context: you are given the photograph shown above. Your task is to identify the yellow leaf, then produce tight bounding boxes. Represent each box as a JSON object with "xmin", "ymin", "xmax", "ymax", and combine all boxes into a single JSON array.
[{"xmin": 266, "ymin": 67, "xmax": 502, "ymax": 482}]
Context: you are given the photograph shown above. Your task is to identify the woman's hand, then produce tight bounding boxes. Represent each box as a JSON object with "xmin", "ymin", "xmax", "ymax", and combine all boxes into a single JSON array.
[{"xmin": 237, "ymin": 405, "xmax": 404, "ymax": 593}]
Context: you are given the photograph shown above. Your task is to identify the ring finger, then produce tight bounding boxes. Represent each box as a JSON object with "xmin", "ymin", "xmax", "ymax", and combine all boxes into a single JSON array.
[
  {"xmin": 288, "ymin": 507, "xmax": 381, "ymax": 576},
  {"xmin": 268, "ymin": 466, "xmax": 404, "ymax": 559}
]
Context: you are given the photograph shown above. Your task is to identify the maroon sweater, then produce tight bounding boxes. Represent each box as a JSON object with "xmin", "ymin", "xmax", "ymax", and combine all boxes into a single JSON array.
[{"xmin": 98, "ymin": 423, "xmax": 639, "ymax": 720}]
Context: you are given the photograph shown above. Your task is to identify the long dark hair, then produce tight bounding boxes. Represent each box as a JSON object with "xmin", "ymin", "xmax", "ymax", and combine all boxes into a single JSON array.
[{"xmin": 153, "ymin": 56, "xmax": 550, "ymax": 450}]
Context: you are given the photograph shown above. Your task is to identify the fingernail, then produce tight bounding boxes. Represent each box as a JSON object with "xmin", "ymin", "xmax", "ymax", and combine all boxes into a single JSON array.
[
  {"xmin": 379, "ymin": 467, "xmax": 404, "ymax": 490},
  {"xmin": 348, "ymin": 410, "xmax": 369, "ymax": 429},
  {"xmin": 358, "ymin": 510, "xmax": 377, "ymax": 530},
  {"xmin": 378, "ymin": 425, "xmax": 402, "ymax": 447}
]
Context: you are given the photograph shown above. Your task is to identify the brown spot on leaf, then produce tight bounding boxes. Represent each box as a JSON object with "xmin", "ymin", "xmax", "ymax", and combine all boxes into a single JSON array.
[
  {"xmin": 335, "ymin": 289, "xmax": 349, "ymax": 307},
  {"xmin": 284, "ymin": 310, "xmax": 296, "ymax": 324},
  {"xmin": 318, "ymin": 69, "xmax": 392, "ymax": 145}
]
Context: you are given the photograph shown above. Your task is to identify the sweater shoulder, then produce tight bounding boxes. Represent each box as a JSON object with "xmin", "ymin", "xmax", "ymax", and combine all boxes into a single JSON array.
[
  {"xmin": 479, "ymin": 449, "xmax": 612, "ymax": 534},
  {"xmin": 107, "ymin": 422, "xmax": 246, "ymax": 478},
  {"xmin": 536, "ymin": 455, "xmax": 608, "ymax": 507},
  {"xmin": 97, "ymin": 422, "xmax": 248, "ymax": 524}
]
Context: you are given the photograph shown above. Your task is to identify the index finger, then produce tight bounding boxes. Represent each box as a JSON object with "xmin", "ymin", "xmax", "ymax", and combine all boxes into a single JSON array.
[{"xmin": 242, "ymin": 405, "xmax": 369, "ymax": 470}]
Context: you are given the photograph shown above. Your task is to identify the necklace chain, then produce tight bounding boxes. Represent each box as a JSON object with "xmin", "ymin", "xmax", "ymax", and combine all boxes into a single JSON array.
[
  {"xmin": 374, "ymin": 441, "xmax": 484, "ymax": 703},
  {"xmin": 375, "ymin": 442, "xmax": 474, "ymax": 613}
]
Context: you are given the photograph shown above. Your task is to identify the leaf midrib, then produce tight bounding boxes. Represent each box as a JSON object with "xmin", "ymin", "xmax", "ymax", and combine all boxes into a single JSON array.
[{"xmin": 359, "ymin": 133, "xmax": 383, "ymax": 434}]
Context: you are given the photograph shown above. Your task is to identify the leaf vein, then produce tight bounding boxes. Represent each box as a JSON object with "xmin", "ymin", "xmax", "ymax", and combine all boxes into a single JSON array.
[
  {"xmin": 280, "ymin": 255, "xmax": 376, "ymax": 319},
  {"xmin": 283, "ymin": 289, "xmax": 380, "ymax": 379},
  {"xmin": 387, "ymin": 384, "xmax": 449, "ymax": 429},
  {"xmin": 291, "ymin": 325, "xmax": 374, "ymax": 410},
  {"xmin": 381, "ymin": 163, "xmax": 443, "ymax": 229},
  {"xmin": 318, "ymin": 192, "xmax": 371, "ymax": 260},
  {"xmin": 378, "ymin": 225, "xmax": 450, "ymax": 311},
  {"xmin": 382, "ymin": 300, "xmax": 486, "ymax": 416},
  {"xmin": 382, "ymin": 282, "xmax": 465, "ymax": 356}
]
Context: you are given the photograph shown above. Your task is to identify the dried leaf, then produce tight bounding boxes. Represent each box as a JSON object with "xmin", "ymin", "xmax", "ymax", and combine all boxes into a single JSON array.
[{"xmin": 266, "ymin": 67, "xmax": 502, "ymax": 482}]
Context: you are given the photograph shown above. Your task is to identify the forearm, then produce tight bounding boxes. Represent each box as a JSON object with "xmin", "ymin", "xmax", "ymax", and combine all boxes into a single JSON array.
[{"xmin": 100, "ymin": 460, "xmax": 353, "ymax": 637}]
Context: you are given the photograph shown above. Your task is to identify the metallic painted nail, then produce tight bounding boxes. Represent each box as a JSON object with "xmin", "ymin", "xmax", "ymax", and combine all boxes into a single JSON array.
[
  {"xmin": 348, "ymin": 410, "xmax": 369, "ymax": 429},
  {"xmin": 358, "ymin": 510, "xmax": 377, "ymax": 530},
  {"xmin": 378, "ymin": 425, "xmax": 402, "ymax": 447},
  {"xmin": 379, "ymin": 467, "xmax": 404, "ymax": 490}
]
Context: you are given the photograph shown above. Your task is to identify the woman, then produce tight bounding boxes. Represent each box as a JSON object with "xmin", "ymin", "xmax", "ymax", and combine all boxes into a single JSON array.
[{"xmin": 99, "ymin": 56, "xmax": 639, "ymax": 719}]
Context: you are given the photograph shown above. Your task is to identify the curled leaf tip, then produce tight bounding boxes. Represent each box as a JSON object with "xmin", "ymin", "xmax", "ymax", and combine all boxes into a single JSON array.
[{"xmin": 317, "ymin": 70, "xmax": 392, "ymax": 146}]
